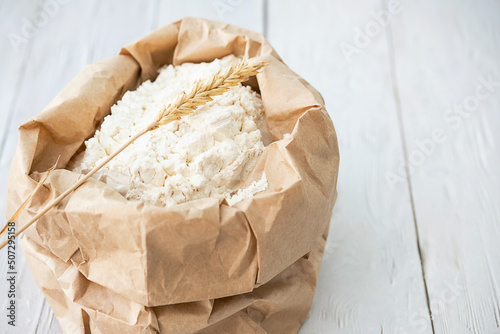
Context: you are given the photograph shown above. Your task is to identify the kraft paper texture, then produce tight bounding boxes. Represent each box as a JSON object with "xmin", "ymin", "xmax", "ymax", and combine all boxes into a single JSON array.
[{"xmin": 6, "ymin": 17, "xmax": 339, "ymax": 333}]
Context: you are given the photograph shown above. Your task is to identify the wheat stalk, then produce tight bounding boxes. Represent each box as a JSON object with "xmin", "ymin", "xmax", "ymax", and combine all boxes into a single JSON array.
[
  {"xmin": 0, "ymin": 59, "xmax": 269, "ymax": 250},
  {"xmin": 0, "ymin": 157, "xmax": 59, "ymax": 238}
]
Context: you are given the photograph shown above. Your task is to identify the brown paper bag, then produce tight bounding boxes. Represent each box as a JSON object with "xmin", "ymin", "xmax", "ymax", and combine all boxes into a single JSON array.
[{"xmin": 6, "ymin": 17, "xmax": 339, "ymax": 333}]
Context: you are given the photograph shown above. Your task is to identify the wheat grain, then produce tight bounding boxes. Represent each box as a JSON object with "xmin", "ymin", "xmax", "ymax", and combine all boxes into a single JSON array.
[{"xmin": 154, "ymin": 60, "xmax": 269, "ymax": 126}]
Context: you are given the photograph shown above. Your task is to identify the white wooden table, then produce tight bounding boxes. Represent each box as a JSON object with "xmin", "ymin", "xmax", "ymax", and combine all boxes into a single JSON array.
[{"xmin": 1, "ymin": 0, "xmax": 499, "ymax": 333}]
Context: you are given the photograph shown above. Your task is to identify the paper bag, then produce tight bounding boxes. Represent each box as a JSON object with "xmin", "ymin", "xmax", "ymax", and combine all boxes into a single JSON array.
[{"xmin": 6, "ymin": 17, "xmax": 339, "ymax": 333}]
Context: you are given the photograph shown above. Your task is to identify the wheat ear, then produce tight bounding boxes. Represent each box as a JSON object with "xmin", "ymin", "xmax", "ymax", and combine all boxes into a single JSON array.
[
  {"xmin": 0, "ymin": 59, "xmax": 268, "ymax": 250},
  {"xmin": 154, "ymin": 60, "xmax": 269, "ymax": 125}
]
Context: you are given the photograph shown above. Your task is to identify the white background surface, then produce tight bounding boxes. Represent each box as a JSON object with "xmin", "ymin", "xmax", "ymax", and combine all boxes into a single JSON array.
[{"xmin": 0, "ymin": 0, "xmax": 499, "ymax": 333}]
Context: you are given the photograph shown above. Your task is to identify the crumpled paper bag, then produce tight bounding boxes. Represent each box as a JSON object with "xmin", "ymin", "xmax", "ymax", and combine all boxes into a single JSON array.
[{"xmin": 6, "ymin": 17, "xmax": 339, "ymax": 333}]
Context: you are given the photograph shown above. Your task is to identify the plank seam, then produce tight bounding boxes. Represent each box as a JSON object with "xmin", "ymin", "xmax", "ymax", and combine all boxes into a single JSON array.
[
  {"xmin": 383, "ymin": 0, "xmax": 435, "ymax": 333},
  {"xmin": 262, "ymin": 0, "xmax": 268, "ymax": 38},
  {"xmin": 33, "ymin": 298, "xmax": 46, "ymax": 334},
  {"xmin": 151, "ymin": 0, "xmax": 160, "ymax": 31}
]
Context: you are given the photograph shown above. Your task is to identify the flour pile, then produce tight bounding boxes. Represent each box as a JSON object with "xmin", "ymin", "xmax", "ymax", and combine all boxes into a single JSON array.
[{"xmin": 71, "ymin": 56, "xmax": 267, "ymax": 207}]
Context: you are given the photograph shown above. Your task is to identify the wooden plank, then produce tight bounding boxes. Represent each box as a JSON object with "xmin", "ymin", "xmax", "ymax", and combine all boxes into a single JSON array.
[
  {"xmin": 0, "ymin": 3, "xmax": 46, "ymax": 333},
  {"xmin": 0, "ymin": 0, "xmax": 38, "ymax": 183},
  {"xmin": 0, "ymin": 1, "xmax": 157, "ymax": 333},
  {"xmin": 390, "ymin": 0, "xmax": 500, "ymax": 333},
  {"xmin": 157, "ymin": 0, "xmax": 265, "ymax": 34},
  {"xmin": 267, "ymin": 0, "xmax": 433, "ymax": 333},
  {"xmin": 0, "ymin": 0, "xmax": 37, "ymax": 153}
]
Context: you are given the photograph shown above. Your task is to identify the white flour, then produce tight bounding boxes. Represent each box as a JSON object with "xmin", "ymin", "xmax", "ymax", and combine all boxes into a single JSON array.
[
  {"xmin": 71, "ymin": 56, "xmax": 267, "ymax": 207},
  {"xmin": 227, "ymin": 172, "xmax": 268, "ymax": 206}
]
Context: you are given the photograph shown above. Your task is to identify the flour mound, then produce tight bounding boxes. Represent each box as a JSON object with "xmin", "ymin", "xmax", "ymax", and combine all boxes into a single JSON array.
[{"xmin": 71, "ymin": 56, "xmax": 265, "ymax": 207}]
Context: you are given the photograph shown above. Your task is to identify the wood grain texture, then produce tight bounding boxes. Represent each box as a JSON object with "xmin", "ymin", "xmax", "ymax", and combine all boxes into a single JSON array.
[
  {"xmin": 0, "ymin": 0, "xmax": 38, "ymax": 227},
  {"xmin": 390, "ymin": 0, "xmax": 500, "ymax": 333},
  {"xmin": 266, "ymin": 1, "xmax": 432, "ymax": 333},
  {"xmin": 0, "ymin": 3, "xmax": 58, "ymax": 333},
  {"xmin": 0, "ymin": 1, "xmax": 157, "ymax": 333},
  {"xmin": 157, "ymin": 0, "xmax": 265, "ymax": 34},
  {"xmin": 0, "ymin": 0, "xmax": 499, "ymax": 333}
]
